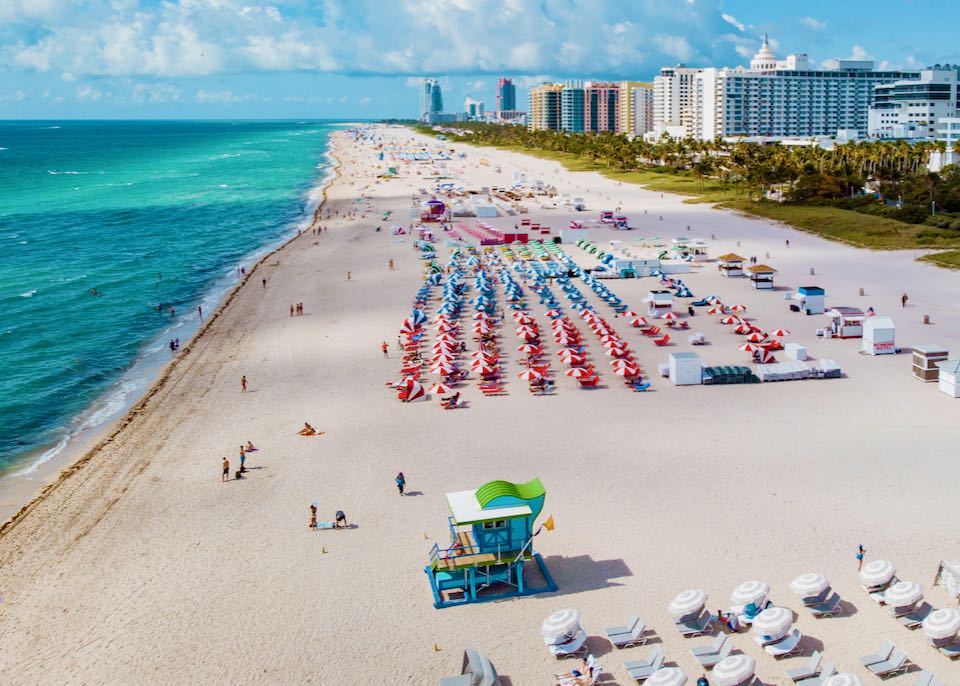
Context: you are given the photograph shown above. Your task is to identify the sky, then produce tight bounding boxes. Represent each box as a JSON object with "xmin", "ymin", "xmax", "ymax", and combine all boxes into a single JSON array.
[{"xmin": 0, "ymin": 0, "xmax": 957, "ymax": 119}]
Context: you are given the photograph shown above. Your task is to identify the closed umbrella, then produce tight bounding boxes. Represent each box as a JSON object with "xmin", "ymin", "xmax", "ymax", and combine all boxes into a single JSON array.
[
  {"xmin": 822, "ymin": 675, "xmax": 863, "ymax": 686},
  {"xmin": 922, "ymin": 607, "xmax": 960, "ymax": 640},
  {"xmin": 668, "ymin": 589, "xmax": 707, "ymax": 619},
  {"xmin": 751, "ymin": 607, "xmax": 793, "ymax": 641},
  {"xmin": 712, "ymin": 654, "xmax": 755, "ymax": 686},
  {"xmin": 790, "ymin": 573, "xmax": 830, "ymax": 597},
  {"xmin": 731, "ymin": 580, "xmax": 770, "ymax": 608},
  {"xmin": 859, "ymin": 559, "xmax": 895, "ymax": 587},
  {"xmin": 647, "ymin": 667, "xmax": 687, "ymax": 686},
  {"xmin": 540, "ymin": 609, "xmax": 581, "ymax": 642},
  {"xmin": 884, "ymin": 581, "xmax": 923, "ymax": 608}
]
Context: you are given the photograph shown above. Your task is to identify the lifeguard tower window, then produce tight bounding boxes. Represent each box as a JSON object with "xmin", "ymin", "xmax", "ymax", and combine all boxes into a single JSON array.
[{"xmin": 483, "ymin": 520, "xmax": 508, "ymax": 530}]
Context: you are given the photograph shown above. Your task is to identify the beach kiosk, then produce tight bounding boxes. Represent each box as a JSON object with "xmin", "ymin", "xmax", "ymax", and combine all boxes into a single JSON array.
[
  {"xmin": 938, "ymin": 359, "xmax": 960, "ymax": 398},
  {"xmin": 669, "ymin": 352, "xmax": 703, "ymax": 386},
  {"xmin": 717, "ymin": 253, "xmax": 746, "ymax": 277},
  {"xmin": 747, "ymin": 264, "xmax": 777, "ymax": 290},
  {"xmin": 790, "ymin": 286, "xmax": 825, "ymax": 315},
  {"xmin": 825, "ymin": 307, "xmax": 865, "ymax": 339},
  {"xmin": 913, "ymin": 345, "xmax": 949, "ymax": 382},
  {"xmin": 644, "ymin": 290, "xmax": 674, "ymax": 317},
  {"xmin": 862, "ymin": 316, "xmax": 896, "ymax": 355},
  {"xmin": 425, "ymin": 478, "xmax": 557, "ymax": 609}
]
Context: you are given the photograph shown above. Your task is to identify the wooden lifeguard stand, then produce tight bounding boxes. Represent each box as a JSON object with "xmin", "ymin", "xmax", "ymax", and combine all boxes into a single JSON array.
[
  {"xmin": 425, "ymin": 478, "xmax": 557, "ymax": 609},
  {"xmin": 717, "ymin": 253, "xmax": 746, "ymax": 277}
]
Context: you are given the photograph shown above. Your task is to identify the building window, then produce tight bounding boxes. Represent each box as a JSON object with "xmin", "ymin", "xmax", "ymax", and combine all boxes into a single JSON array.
[{"xmin": 482, "ymin": 520, "xmax": 507, "ymax": 530}]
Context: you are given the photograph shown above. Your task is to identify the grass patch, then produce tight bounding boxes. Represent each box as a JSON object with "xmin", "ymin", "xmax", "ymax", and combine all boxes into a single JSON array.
[{"xmin": 918, "ymin": 250, "xmax": 960, "ymax": 269}]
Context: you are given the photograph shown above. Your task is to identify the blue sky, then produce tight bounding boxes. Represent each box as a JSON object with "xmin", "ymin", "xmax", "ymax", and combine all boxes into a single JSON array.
[{"xmin": 0, "ymin": 0, "xmax": 956, "ymax": 119}]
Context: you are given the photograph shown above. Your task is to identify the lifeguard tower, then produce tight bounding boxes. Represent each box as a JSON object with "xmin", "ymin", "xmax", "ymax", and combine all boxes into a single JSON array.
[
  {"xmin": 425, "ymin": 478, "xmax": 557, "ymax": 609},
  {"xmin": 717, "ymin": 253, "xmax": 746, "ymax": 277}
]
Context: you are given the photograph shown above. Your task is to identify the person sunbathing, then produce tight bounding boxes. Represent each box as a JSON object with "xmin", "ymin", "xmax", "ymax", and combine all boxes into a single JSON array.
[
  {"xmin": 245, "ymin": 441, "xmax": 257, "ymax": 452},
  {"xmin": 554, "ymin": 659, "xmax": 593, "ymax": 685},
  {"xmin": 298, "ymin": 422, "xmax": 322, "ymax": 436},
  {"xmin": 442, "ymin": 392, "xmax": 460, "ymax": 408}
]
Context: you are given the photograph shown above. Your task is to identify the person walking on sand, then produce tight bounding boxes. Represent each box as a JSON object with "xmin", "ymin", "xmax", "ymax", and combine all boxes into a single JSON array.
[
  {"xmin": 222, "ymin": 457, "xmax": 230, "ymax": 482},
  {"xmin": 241, "ymin": 375, "xmax": 248, "ymax": 393},
  {"xmin": 262, "ymin": 277, "xmax": 266, "ymax": 288},
  {"xmin": 388, "ymin": 258, "xmax": 394, "ymax": 270},
  {"xmin": 309, "ymin": 502, "xmax": 317, "ymax": 529},
  {"xmin": 290, "ymin": 304, "xmax": 294, "ymax": 317},
  {"xmin": 901, "ymin": 292, "xmax": 908, "ymax": 308},
  {"xmin": 239, "ymin": 445, "xmax": 246, "ymax": 473},
  {"xmin": 381, "ymin": 341, "xmax": 389, "ymax": 358},
  {"xmin": 857, "ymin": 544, "xmax": 866, "ymax": 571},
  {"xmin": 347, "ymin": 271, "xmax": 351, "ymax": 281},
  {"xmin": 395, "ymin": 471, "xmax": 406, "ymax": 495}
]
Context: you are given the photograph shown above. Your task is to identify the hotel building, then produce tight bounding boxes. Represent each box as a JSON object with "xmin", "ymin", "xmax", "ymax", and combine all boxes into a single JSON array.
[
  {"xmin": 528, "ymin": 83, "xmax": 564, "ymax": 131},
  {"xmin": 619, "ymin": 81, "xmax": 654, "ymax": 136}
]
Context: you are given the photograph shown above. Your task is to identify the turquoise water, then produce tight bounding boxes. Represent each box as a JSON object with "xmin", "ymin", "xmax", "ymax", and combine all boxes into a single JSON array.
[{"xmin": 0, "ymin": 120, "xmax": 338, "ymax": 475}]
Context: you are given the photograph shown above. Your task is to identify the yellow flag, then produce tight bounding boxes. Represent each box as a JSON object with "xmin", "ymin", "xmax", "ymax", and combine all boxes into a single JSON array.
[{"xmin": 542, "ymin": 515, "xmax": 555, "ymax": 532}]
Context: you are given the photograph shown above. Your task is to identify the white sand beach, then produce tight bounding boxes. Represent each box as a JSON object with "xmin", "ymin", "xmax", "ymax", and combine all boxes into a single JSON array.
[{"xmin": 1, "ymin": 125, "xmax": 959, "ymax": 685}]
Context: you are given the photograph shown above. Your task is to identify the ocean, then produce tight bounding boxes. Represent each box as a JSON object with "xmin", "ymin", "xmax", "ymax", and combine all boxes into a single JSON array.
[{"xmin": 0, "ymin": 120, "xmax": 339, "ymax": 477}]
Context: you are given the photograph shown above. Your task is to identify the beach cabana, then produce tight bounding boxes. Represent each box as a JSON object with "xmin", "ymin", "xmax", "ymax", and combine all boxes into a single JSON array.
[
  {"xmin": 747, "ymin": 264, "xmax": 776, "ymax": 290},
  {"xmin": 717, "ymin": 253, "xmax": 746, "ymax": 278},
  {"xmin": 424, "ymin": 478, "xmax": 557, "ymax": 608},
  {"xmin": 790, "ymin": 286, "xmax": 825, "ymax": 315},
  {"xmin": 912, "ymin": 345, "xmax": 948, "ymax": 382},
  {"xmin": 669, "ymin": 352, "xmax": 702, "ymax": 386}
]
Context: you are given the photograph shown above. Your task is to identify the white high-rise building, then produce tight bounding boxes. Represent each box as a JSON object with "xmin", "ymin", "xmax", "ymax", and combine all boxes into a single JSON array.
[
  {"xmin": 464, "ymin": 97, "xmax": 485, "ymax": 119},
  {"xmin": 618, "ymin": 81, "xmax": 653, "ymax": 136},
  {"xmin": 653, "ymin": 36, "xmax": 940, "ymax": 141},
  {"xmin": 868, "ymin": 69, "xmax": 958, "ymax": 139}
]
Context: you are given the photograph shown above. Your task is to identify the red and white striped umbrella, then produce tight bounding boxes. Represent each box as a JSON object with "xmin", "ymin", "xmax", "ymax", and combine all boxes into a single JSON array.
[
  {"xmin": 518, "ymin": 343, "xmax": 541, "ymax": 354},
  {"xmin": 746, "ymin": 332, "xmax": 766, "ymax": 343},
  {"xmin": 561, "ymin": 355, "xmax": 585, "ymax": 365},
  {"xmin": 546, "ymin": 309, "xmax": 562, "ymax": 317},
  {"xmin": 630, "ymin": 317, "xmax": 648, "ymax": 327},
  {"xmin": 613, "ymin": 365, "xmax": 640, "ymax": 377},
  {"xmin": 661, "ymin": 312, "xmax": 679, "ymax": 321},
  {"xmin": 734, "ymin": 324, "xmax": 752, "ymax": 335},
  {"xmin": 469, "ymin": 350, "xmax": 490, "ymax": 358},
  {"xmin": 605, "ymin": 347, "xmax": 630, "ymax": 357},
  {"xmin": 518, "ymin": 369, "xmax": 543, "ymax": 381},
  {"xmin": 731, "ymin": 304, "xmax": 747, "ymax": 312},
  {"xmin": 519, "ymin": 331, "xmax": 539, "ymax": 342},
  {"xmin": 556, "ymin": 347, "xmax": 581, "ymax": 356},
  {"xmin": 708, "ymin": 307, "xmax": 723, "ymax": 315},
  {"xmin": 434, "ymin": 321, "xmax": 455, "ymax": 332},
  {"xmin": 739, "ymin": 343, "xmax": 759, "ymax": 353},
  {"xmin": 602, "ymin": 339, "xmax": 627, "ymax": 349},
  {"xmin": 720, "ymin": 315, "xmax": 740, "ymax": 325},
  {"xmin": 623, "ymin": 310, "xmax": 639, "ymax": 318},
  {"xmin": 472, "ymin": 312, "xmax": 490, "ymax": 320},
  {"xmin": 474, "ymin": 323, "xmax": 492, "ymax": 334},
  {"xmin": 432, "ymin": 352, "xmax": 456, "ymax": 361},
  {"xmin": 472, "ymin": 363, "xmax": 496, "ymax": 375},
  {"xmin": 565, "ymin": 367, "xmax": 590, "ymax": 378},
  {"xmin": 430, "ymin": 361, "xmax": 454, "ymax": 372},
  {"xmin": 612, "ymin": 357, "xmax": 638, "ymax": 368},
  {"xmin": 516, "ymin": 325, "xmax": 538, "ymax": 335},
  {"xmin": 429, "ymin": 382, "xmax": 450, "ymax": 395},
  {"xmin": 600, "ymin": 334, "xmax": 621, "ymax": 344},
  {"xmin": 769, "ymin": 328, "xmax": 790, "ymax": 337}
]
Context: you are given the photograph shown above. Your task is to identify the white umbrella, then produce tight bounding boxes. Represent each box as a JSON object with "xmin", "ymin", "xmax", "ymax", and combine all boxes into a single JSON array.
[
  {"xmin": 540, "ymin": 609, "xmax": 581, "ymax": 642},
  {"xmin": 823, "ymin": 674, "xmax": 863, "ymax": 686},
  {"xmin": 884, "ymin": 581, "xmax": 923, "ymax": 607},
  {"xmin": 731, "ymin": 580, "xmax": 770, "ymax": 608},
  {"xmin": 790, "ymin": 573, "xmax": 830, "ymax": 597},
  {"xmin": 668, "ymin": 589, "xmax": 707, "ymax": 618},
  {"xmin": 859, "ymin": 559, "xmax": 895, "ymax": 587},
  {"xmin": 712, "ymin": 654, "xmax": 755, "ymax": 686},
  {"xmin": 751, "ymin": 607, "xmax": 793, "ymax": 640},
  {"xmin": 923, "ymin": 607, "xmax": 960, "ymax": 640},
  {"xmin": 647, "ymin": 667, "xmax": 687, "ymax": 686}
]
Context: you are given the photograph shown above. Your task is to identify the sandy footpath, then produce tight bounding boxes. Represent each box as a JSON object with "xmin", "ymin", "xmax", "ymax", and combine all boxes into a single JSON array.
[{"xmin": 1, "ymin": 125, "xmax": 958, "ymax": 686}]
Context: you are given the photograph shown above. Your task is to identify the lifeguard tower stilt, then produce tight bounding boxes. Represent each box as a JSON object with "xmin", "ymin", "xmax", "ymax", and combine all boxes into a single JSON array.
[{"xmin": 424, "ymin": 478, "xmax": 557, "ymax": 609}]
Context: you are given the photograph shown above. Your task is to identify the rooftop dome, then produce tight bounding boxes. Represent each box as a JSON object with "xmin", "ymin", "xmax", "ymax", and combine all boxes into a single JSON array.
[{"xmin": 750, "ymin": 34, "xmax": 778, "ymax": 71}]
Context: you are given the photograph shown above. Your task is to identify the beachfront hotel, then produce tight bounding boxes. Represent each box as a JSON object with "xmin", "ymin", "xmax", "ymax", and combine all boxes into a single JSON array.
[
  {"xmin": 653, "ymin": 35, "xmax": 960, "ymax": 141},
  {"xmin": 619, "ymin": 81, "xmax": 654, "ymax": 137},
  {"xmin": 496, "ymin": 77, "xmax": 517, "ymax": 113},
  {"xmin": 419, "ymin": 78, "xmax": 444, "ymax": 122},
  {"xmin": 529, "ymin": 80, "xmax": 645, "ymax": 134},
  {"xmin": 528, "ymin": 82, "xmax": 564, "ymax": 131}
]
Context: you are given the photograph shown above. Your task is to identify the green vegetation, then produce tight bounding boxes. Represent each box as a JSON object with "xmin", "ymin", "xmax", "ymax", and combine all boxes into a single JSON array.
[
  {"xmin": 413, "ymin": 122, "xmax": 960, "ymax": 262},
  {"xmin": 919, "ymin": 250, "xmax": 960, "ymax": 269}
]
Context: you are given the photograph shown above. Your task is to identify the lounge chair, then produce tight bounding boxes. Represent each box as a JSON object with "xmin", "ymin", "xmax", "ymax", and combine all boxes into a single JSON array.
[
  {"xmin": 860, "ymin": 640, "xmax": 895, "ymax": 666},
  {"xmin": 676, "ymin": 613, "xmax": 712, "ymax": 637},
  {"xmin": 653, "ymin": 334, "xmax": 670, "ymax": 346},
  {"xmin": 605, "ymin": 616, "xmax": 648, "ymax": 649},
  {"xmin": 440, "ymin": 648, "xmax": 501, "ymax": 686},
  {"xmin": 625, "ymin": 647, "xmax": 665, "ymax": 683},
  {"xmin": 578, "ymin": 376, "xmax": 600, "ymax": 388},
  {"xmin": 766, "ymin": 629, "xmax": 803, "ymax": 659},
  {"xmin": 808, "ymin": 593, "xmax": 842, "ymax": 618},
  {"xmin": 692, "ymin": 635, "xmax": 728, "ymax": 657},
  {"xmin": 795, "ymin": 663, "xmax": 836, "ymax": 686},
  {"xmin": 693, "ymin": 636, "xmax": 733, "ymax": 668},
  {"xmin": 631, "ymin": 382, "xmax": 651, "ymax": 392},
  {"xmin": 913, "ymin": 670, "xmax": 946, "ymax": 686},
  {"xmin": 899, "ymin": 602, "xmax": 932, "ymax": 629},
  {"xmin": 868, "ymin": 648, "xmax": 910, "ymax": 677},
  {"xmin": 800, "ymin": 588, "xmax": 831, "ymax": 607},
  {"xmin": 786, "ymin": 651, "xmax": 822, "ymax": 682},
  {"xmin": 937, "ymin": 642, "xmax": 960, "ymax": 659}
]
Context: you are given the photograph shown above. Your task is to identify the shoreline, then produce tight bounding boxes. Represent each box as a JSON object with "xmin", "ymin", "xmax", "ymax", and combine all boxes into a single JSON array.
[{"xmin": 0, "ymin": 133, "xmax": 344, "ymax": 532}]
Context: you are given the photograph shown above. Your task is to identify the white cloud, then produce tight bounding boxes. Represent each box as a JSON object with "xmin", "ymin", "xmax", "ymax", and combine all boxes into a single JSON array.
[
  {"xmin": 652, "ymin": 34, "xmax": 693, "ymax": 62},
  {"xmin": 849, "ymin": 45, "xmax": 872, "ymax": 61},
  {"xmin": 721, "ymin": 14, "xmax": 745, "ymax": 32},
  {"xmin": 358, "ymin": 96, "xmax": 372, "ymax": 105},
  {"xmin": 76, "ymin": 84, "xmax": 102, "ymax": 101},
  {"xmin": 131, "ymin": 82, "xmax": 181, "ymax": 104},
  {"xmin": 800, "ymin": 17, "xmax": 826, "ymax": 31},
  {"xmin": 196, "ymin": 89, "xmax": 250, "ymax": 104},
  {"xmin": 0, "ymin": 90, "xmax": 27, "ymax": 102}
]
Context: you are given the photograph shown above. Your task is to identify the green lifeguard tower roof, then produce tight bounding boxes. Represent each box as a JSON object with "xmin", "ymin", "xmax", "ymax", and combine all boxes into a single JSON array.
[{"xmin": 446, "ymin": 478, "xmax": 545, "ymax": 526}]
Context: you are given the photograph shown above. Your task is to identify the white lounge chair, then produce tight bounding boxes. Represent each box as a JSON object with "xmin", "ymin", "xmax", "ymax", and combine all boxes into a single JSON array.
[
  {"xmin": 913, "ymin": 670, "xmax": 946, "ymax": 686},
  {"xmin": 867, "ymin": 648, "xmax": 910, "ymax": 677},
  {"xmin": 786, "ymin": 651, "xmax": 822, "ymax": 682},
  {"xmin": 765, "ymin": 629, "xmax": 803, "ymax": 659},
  {"xmin": 859, "ymin": 639, "xmax": 895, "ymax": 667},
  {"xmin": 691, "ymin": 634, "xmax": 727, "ymax": 657},
  {"xmin": 694, "ymin": 637, "xmax": 733, "ymax": 668},
  {"xmin": 796, "ymin": 663, "xmax": 835, "ymax": 686},
  {"xmin": 605, "ymin": 615, "xmax": 648, "ymax": 649},
  {"xmin": 625, "ymin": 647, "xmax": 665, "ymax": 683}
]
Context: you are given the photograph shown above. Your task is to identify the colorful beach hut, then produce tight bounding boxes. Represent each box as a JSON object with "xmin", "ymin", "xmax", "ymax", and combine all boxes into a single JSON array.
[
  {"xmin": 717, "ymin": 253, "xmax": 746, "ymax": 277},
  {"xmin": 425, "ymin": 478, "xmax": 557, "ymax": 609},
  {"xmin": 747, "ymin": 264, "xmax": 777, "ymax": 290}
]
